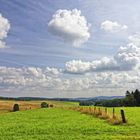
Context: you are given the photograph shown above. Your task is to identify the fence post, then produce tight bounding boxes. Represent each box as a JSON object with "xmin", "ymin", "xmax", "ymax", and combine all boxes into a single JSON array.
[
  {"xmin": 113, "ymin": 108, "xmax": 115, "ymax": 118},
  {"xmin": 98, "ymin": 107, "xmax": 101, "ymax": 115},
  {"xmin": 94, "ymin": 106, "xmax": 96, "ymax": 114},
  {"xmin": 105, "ymin": 108, "xmax": 107, "ymax": 115},
  {"xmin": 98, "ymin": 107, "xmax": 100, "ymax": 112},
  {"xmin": 120, "ymin": 110, "xmax": 126, "ymax": 123},
  {"xmin": 89, "ymin": 107, "xmax": 91, "ymax": 112}
]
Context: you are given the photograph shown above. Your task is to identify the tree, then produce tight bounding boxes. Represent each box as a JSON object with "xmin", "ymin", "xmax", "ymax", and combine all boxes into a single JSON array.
[
  {"xmin": 133, "ymin": 89, "xmax": 140, "ymax": 106},
  {"xmin": 126, "ymin": 90, "xmax": 131, "ymax": 97},
  {"xmin": 100, "ymin": 99, "xmax": 123, "ymax": 107},
  {"xmin": 41, "ymin": 102, "xmax": 49, "ymax": 108},
  {"xmin": 79, "ymin": 101, "xmax": 95, "ymax": 106},
  {"xmin": 123, "ymin": 90, "xmax": 135, "ymax": 106}
]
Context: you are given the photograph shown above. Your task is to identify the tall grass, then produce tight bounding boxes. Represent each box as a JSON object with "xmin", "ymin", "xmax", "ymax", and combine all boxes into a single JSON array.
[{"xmin": 70, "ymin": 106, "xmax": 123, "ymax": 125}]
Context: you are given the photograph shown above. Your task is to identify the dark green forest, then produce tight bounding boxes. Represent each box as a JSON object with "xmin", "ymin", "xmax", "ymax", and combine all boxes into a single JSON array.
[
  {"xmin": 94, "ymin": 89, "xmax": 140, "ymax": 107},
  {"xmin": 79, "ymin": 89, "xmax": 140, "ymax": 107}
]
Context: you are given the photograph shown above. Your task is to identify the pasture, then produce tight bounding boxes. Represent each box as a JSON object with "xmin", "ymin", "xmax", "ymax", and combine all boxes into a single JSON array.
[{"xmin": 0, "ymin": 100, "xmax": 140, "ymax": 140}]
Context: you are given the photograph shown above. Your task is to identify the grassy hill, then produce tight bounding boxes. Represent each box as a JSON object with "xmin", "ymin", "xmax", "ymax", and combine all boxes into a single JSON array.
[{"xmin": 0, "ymin": 106, "xmax": 140, "ymax": 140}]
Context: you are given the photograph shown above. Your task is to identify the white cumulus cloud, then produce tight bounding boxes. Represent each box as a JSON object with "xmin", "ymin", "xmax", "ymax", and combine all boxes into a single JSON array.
[
  {"xmin": 0, "ymin": 66, "xmax": 139, "ymax": 97},
  {"xmin": 48, "ymin": 9, "xmax": 91, "ymax": 47},
  {"xmin": 114, "ymin": 43, "xmax": 140, "ymax": 70},
  {"xmin": 65, "ymin": 58, "xmax": 117, "ymax": 74},
  {"xmin": 101, "ymin": 20, "xmax": 127, "ymax": 33},
  {"xmin": 128, "ymin": 34, "xmax": 140, "ymax": 46},
  {"xmin": 65, "ymin": 60, "xmax": 91, "ymax": 74},
  {"xmin": 0, "ymin": 14, "xmax": 10, "ymax": 48},
  {"xmin": 65, "ymin": 39, "xmax": 140, "ymax": 74}
]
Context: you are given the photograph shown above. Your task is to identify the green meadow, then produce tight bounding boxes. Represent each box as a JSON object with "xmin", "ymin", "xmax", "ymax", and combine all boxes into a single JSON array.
[{"xmin": 0, "ymin": 104, "xmax": 140, "ymax": 140}]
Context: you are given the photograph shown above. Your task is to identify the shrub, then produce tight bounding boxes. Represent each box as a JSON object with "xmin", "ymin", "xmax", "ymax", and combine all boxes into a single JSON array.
[
  {"xmin": 79, "ymin": 101, "xmax": 95, "ymax": 106},
  {"xmin": 41, "ymin": 102, "xmax": 48, "ymax": 108},
  {"xmin": 13, "ymin": 104, "xmax": 19, "ymax": 111}
]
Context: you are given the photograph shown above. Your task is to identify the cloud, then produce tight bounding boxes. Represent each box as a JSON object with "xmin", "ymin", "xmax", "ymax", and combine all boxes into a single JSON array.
[
  {"xmin": 0, "ymin": 14, "xmax": 10, "ymax": 48},
  {"xmin": 48, "ymin": 9, "xmax": 91, "ymax": 47},
  {"xmin": 65, "ymin": 58, "xmax": 117, "ymax": 74},
  {"xmin": 128, "ymin": 34, "xmax": 140, "ymax": 46},
  {"xmin": 65, "ymin": 41, "xmax": 140, "ymax": 74},
  {"xmin": 0, "ymin": 66, "xmax": 139, "ymax": 97},
  {"xmin": 0, "ymin": 40, "xmax": 6, "ymax": 49},
  {"xmin": 101, "ymin": 20, "xmax": 127, "ymax": 33},
  {"xmin": 114, "ymin": 43, "xmax": 140, "ymax": 70},
  {"xmin": 0, "ymin": 67, "xmax": 61, "ymax": 87},
  {"xmin": 65, "ymin": 60, "xmax": 91, "ymax": 74},
  {"xmin": 44, "ymin": 67, "xmax": 61, "ymax": 77}
]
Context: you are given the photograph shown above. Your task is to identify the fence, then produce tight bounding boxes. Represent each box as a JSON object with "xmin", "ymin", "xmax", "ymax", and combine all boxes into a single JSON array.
[{"xmin": 70, "ymin": 106, "xmax": 127, "ymax": 125}]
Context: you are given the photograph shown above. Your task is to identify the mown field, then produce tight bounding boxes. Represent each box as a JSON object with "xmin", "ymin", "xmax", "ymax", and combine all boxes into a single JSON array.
[
  {"xmin": 0, "ymin": 100, "xmax": 78, "ymax": 113},
  {"xmin": 0, "ymin": 100, "xmax": 140, "ymax": 140}
]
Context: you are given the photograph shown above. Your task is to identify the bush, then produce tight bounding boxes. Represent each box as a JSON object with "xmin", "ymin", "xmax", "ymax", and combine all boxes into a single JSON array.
[
  {"xmin": 41, "ymin": 102, "xmax": 48, "ymax": 108},
  {"xmin": 79, "ymin": 101, "xmax": 95, "ymax": 106},
  {"xmin": 13, "ymin": 104, "xmax": 19, "ymax": 111}
]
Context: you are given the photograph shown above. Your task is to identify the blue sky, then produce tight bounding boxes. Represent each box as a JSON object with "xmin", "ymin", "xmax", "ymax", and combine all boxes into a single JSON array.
[
  {"xmin": 0, "ymin": 0, "xmax": 140, "ymax": 97},
  {"xmin": 0, "ymin": 0, "xmax": 129, "ymax": 67}
]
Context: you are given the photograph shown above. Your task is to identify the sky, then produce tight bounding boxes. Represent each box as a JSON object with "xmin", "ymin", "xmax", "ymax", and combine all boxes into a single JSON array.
[{"xmin": 0, "ymin": 0, "xmax": 140, "ymax": 97}]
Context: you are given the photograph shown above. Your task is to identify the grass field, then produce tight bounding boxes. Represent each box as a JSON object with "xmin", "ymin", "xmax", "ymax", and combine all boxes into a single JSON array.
[{"xmin": 0, "ymin": 101, "xmax": 140, "ymax": 140}]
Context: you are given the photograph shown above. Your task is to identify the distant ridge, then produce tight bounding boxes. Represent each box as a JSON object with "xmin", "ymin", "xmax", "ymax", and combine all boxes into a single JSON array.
[{"xmin": 0, "ymin": 96, "xmax": 124, "ymax": 101}]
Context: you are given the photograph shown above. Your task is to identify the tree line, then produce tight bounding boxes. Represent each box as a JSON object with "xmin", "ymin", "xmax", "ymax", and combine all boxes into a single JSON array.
[
  {"xmin": 79, "ymin": 89, "xmax": 140, "ymax": 107},
  {"xmin": 94, "ymin": 89, "xmax": 140, "ymax": 107}
]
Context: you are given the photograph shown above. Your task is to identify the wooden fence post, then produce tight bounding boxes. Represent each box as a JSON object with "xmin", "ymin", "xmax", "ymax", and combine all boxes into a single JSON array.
[
  {"xmin": 98, "ymin": 107, "xmax": 101, "ymax": 115},
  {"xmin": 120, "ymin": 110, "xmax": 126, "ymax": 123},
  {"xmin": 113, "ymin": 108, "xmax": 115, "ymax": 118},
  {"xmin": 98, "ymin": 107, "xmax": 100, "ymax": 112},
  {"xmin": 94, "ymin": 106, "xmax": 96, "ymax": 114},
  {"xmin": 89, "ymin": 107, "xmax": 91, "ymax": 112},
  {"xmin": 105, "ymin": 108, "xmax": 107, "ymax": 114}
]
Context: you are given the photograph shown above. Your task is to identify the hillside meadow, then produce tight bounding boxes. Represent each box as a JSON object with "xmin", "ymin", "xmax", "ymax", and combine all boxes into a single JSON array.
[{"xmin": 0, "ymin": 100, "xmax": 140, "ymax": 140}]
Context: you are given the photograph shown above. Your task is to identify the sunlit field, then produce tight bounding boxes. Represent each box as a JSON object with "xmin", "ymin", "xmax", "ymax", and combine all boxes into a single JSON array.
[
  {"xmin": 0, "ymin": 100, "xmax": 42, "ymax": 113},
  {"xmin": 0, "ymin": 101, "xmax": 139, "ymax": 140},
  {"xmin": 0, "ymin": 100, "xmax": 78, "ymax": 113}
]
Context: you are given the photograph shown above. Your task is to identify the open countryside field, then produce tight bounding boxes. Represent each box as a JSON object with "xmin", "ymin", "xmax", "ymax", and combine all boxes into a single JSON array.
[
  {"xmin": 0, "ymin": 100, "xmax": 78, "ymax": 113},
  {"xmin": 0, "ymin": 100, "xmax": 41, "ymax": 113},
  {"xmin": 0, "ymin": 101, "xmax": 140, "ymax": 140}
]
